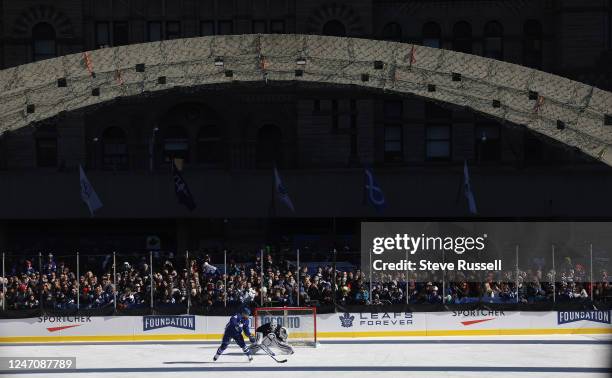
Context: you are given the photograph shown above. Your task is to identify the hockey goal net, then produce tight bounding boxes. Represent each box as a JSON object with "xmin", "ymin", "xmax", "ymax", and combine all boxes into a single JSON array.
[{"xmin": 254, "ymin": 307, "xmax": 317, "ymax": 346}]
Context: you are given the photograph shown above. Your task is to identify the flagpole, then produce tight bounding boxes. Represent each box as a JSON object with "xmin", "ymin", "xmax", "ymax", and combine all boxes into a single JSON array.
[
  {"xmin": 224, "ymin": 250, "xmax": 227, "ymax": 308},
  {"xmin": 2, "ymin": 252, "xmax": 5, "ymax": 312},
  {"xmin": 150, "ymin": 251, "xmax": 154, "ymax": 312},
  {"xmin": 186, "ymin": 250, "xmax": 190, "ymax": 314},
  {"xmin": 515, "ymin": 245, "xmax": 519, "ymax": 304},
  {"xmin": 442, "ymin": 249, "xmax": 445, "ymax": 305},
  {"xmin": 332, "ymin": 248, "xmax": 337, "ymax": 309},
  {"xmin": 369, "ymin": 249, "xmax": 372, "ymax": 305},
  {"xmin": 405, "ymin": 248, "xmax": 409, "ymax": 305},
  {"xmin": 38, "ymin": 252, "xmax": 43, "ymax": 310},
  {"xmin": 76, "ymin": 251, "xmax": 80, "ymax": 310},
  {"xmin": 551, "ymin": 245, "xmax": 556, "ymax": 303},
  {"xmin": 590, "ymin": 243, "xmax": 593, "ymax": 302},
  {"xmin": 113, "ymin": 251, "xmax": 117, "ymax": 313},
  {"xmin": 296, "ymin": 249, "xmax": 300, "ymax": 307},
  {"xmin": 260, "ymin": 249, "xmax": 264, "ymax": 307}
]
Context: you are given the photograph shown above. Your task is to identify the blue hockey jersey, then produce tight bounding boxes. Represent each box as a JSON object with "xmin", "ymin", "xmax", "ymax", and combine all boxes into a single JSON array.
[{"xmin": 224, "ymin": 314, "xmax": 252, "ymax": 338}]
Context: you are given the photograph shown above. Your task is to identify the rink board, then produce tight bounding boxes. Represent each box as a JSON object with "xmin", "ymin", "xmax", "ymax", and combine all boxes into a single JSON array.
[{"xmin": 0, "ymin": 311, "xmax": 610, "ymax": 343}]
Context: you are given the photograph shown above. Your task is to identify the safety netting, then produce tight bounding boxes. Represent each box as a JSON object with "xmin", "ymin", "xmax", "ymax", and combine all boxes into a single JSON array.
[{"xmin": 0, "ymin": 34, "xmax": 611, "ymax": 164}]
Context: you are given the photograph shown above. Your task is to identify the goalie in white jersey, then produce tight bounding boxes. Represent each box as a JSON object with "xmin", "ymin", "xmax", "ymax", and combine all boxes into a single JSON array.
[{"xmin": 248, "ymin": 320, "xmax": 295, "ymax": 355}]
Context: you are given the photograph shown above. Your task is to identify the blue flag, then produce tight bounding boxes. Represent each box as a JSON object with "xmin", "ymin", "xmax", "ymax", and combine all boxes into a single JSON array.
[
  {"xmin": 79, "ymin": 165, "xmax": 103, "ymax": 216},
  {"xmin": 364, "ymin": 167, "xmax": 385, "ymax": 212},
  {"xmin": 274, "ymin": 166, "xmax": 295, "ymax": 212},
  {"xmin": 172, "ymin": 161, "xmax": 196, "ymax": 211},
  {"xmin": 463, "ymin": 160, "xmax": 477, "ymax": 214}
]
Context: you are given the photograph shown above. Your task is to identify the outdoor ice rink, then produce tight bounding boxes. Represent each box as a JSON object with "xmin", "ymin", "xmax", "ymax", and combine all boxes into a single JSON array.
[{"xmin": 0, "ymin": 335, "xmax": 610, "ymax": 377}]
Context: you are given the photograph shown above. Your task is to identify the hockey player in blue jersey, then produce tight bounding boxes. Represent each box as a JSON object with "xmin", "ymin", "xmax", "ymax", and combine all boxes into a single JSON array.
[{"xmin": 213, "ymin": 307, "xmax": 256, "ymax": 362}]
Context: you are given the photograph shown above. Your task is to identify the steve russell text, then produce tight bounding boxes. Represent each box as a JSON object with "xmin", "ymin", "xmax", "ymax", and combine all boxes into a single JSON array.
[{"xmin": 372, "ymin": 259, "xmax": 502, "ymax": 271}]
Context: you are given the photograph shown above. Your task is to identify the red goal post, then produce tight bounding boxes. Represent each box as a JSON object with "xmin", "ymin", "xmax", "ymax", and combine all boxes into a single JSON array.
[{"xmin": 254, "ymin": 306, "xmax": 317, "ymax": 346}]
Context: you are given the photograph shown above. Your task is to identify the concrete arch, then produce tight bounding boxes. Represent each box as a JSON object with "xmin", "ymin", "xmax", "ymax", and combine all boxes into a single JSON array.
[{"xmin": 0, "ymin": 34, "xmax": 611, "ymax": 165}]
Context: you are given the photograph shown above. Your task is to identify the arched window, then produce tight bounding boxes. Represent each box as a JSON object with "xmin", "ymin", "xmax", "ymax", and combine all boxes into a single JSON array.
[
  {"xmin": 256, "ymin": 125, "xmax": 282, "ymax": 168},
  {"xmin": 452, "ymin": 21, "xmax": 472, "ymax": 54},
  {"xmin": 197, "ymin": 125, "xmax": 223, "ymax": 164},
  {"xmin": 483, "ymin": 21, "xmax": 503, "ymax": 60},
  {"xmin": 32, "ymin": 23, "xmax": 56, "ymax": 62},
  {"xmin": 323, "ymin": 20, "xmax": 346, "ymax": 37},
  {"xmin": 381, "ymin": 23, "xmax": 402, "ymax": 41},
  {"xmin": 102, "ymin": 127, "xmax": 128, "ymax": 170},
  {"xmin": 35, "ymin": 124, "xmax": 58, "ymax": 167},
  {"xmin": 163, "ymin": 126, "xmax": 189, "ymax": 163},
  {"xmin": 422, "ymin": 22, "xmax": 441, "ymax": 48},
  {"xmin": 523, "ymin": 20, "xmax": 543, "ymax": 69}
]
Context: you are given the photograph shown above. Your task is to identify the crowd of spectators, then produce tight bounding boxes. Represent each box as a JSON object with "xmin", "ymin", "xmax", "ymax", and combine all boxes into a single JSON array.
[{"xmin": 0, "ymin": 250, "xmax": 609, "ymax": 312}]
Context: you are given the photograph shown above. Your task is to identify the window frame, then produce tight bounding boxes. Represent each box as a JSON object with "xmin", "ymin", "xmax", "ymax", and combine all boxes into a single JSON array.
[
  {"xmin": 218, "ymin": 20, "xmax": 234, "ymax": 35},
  {"xmin": 425, "ymin": 123, "xmax": 452, "ymax": 161},
  {"xmin": 147, "ymin": 21, "xmax": 163, "ymax": 42},
  {"xmin": 113, "ymin": 21, "xmax": 129, "ymax": 46},
  {"xmin": 95, "ymin": 21, "xmax": 111, "ymax": 48},
  {"xmin": 32, "ymin": 23, "xmax": 57, "ymax": 62},
  {"xmin": 35, "ymin": 137, "xmax": 58, "ymax": 168},
  {"xmin": 165, "ymin": 21, "xmax": 181, "ymax": 40},
  {"xmin": 200, "ymin": 20, "xmax": 215, "ymax": 36},
  {"xmin": 270, "ymin": 20, "xmax": 286, "ymax": 34}
]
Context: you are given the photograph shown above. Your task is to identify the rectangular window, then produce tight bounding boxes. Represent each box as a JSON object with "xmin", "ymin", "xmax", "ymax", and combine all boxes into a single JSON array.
[
  {"xmin": 426, "ymin": 125, "xmax": 451, "ymax": 160},
  {"xmin": 218, "ymin": 20, "xmax": 234, "ymax": 35},
  {"xmin": 200, "ymin": 21, "xmax": 215, "ymax": 36},
  {"xmin": 103, "ymin": 143, "xmax": 128, "ymax": 170},
  {"xmin": 113, "ymin": 21, "xmax": 129, "ymax": 46},
  {"xmin": 95, "ymin": 22, "xmax": 110, "ymax": 48},
  {"xmin": 383, "ymin": 100, "xmax": 403, "ymax": 162},
  {"xmin": 331, "ymin": 100, "xmax": 339, "ymax": 131},
  {"xmin": 36, "ymin": 138, "xmax": 58, "ymax": 167},
  {"xmin": 270, "ymin": 20, "xmax": 286, "ymax": 34},
  {"xmin": 148, "ymin": 21, "xmax": 162, "ymax": 42},
  {"xmin": 474, "ymin": 124, "xmax": 501, "ymax": 162},
  {"xmin": 166, "ymin": 21, "xmax": 181, "ymax": 40},
  {"xmin": 384, "ymin": 124, "xmax": 403, "ymax": 162},
  {"xmin": 252, "ymin": 20, "xmax": 267, "ymax": 34}
]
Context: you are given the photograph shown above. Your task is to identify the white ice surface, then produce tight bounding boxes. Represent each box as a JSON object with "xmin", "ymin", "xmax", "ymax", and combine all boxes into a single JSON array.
[{"xmin": 0, "ymin": 335, "xmax": 610, "ymax": 378}]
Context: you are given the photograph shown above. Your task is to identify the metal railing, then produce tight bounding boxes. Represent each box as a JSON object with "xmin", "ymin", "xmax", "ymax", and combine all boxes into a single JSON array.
[{"xmin": 0, "ymin": 246, "xmax": 610, "ymax": 317}]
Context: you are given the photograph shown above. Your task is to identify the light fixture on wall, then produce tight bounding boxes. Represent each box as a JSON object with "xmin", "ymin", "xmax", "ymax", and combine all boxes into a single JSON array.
[
  {"xmin": 214, "ymin": 57, "xmax": 224, "ymax": 67},
  {"xmin": 296, "ymin": 57, "xmax": 306, "ymax": 65}
]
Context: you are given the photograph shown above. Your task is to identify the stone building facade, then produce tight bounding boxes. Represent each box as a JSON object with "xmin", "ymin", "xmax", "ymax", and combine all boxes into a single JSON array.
[{"xmin": 0, "ymin": 0, "xmax": 611, "ymax": 252}]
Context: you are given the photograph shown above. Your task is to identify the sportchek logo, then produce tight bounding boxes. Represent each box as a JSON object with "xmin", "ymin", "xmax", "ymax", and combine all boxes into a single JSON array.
[
  {"xmin": 557, "ymin": 311, "xmax": 611, "ymax": 325},
  {"xmin": 46, "ymin": 324, "xmax": 81, "ymax": 332},
  {"xmin": 37, "ymin": 316, "xmax": 92, "ymax": 332},
  {"xmin": 452, "ymin": 310, "xmax": 505, "ymax": 326},
  {"xmin": 143, "ymin": 315, "xmax": 196, "ymax": 331}
]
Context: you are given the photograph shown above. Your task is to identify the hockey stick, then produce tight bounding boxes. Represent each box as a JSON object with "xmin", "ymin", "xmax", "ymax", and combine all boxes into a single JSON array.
[{"xmin": 258, "ymin": 343, "xmax": 287, "ymax": 363}]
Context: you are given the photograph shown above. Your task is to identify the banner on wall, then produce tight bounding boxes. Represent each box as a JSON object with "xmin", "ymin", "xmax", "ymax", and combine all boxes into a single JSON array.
[{"xmin": 0, "ymin": 312, "xmax": 610, "ymax": 342}]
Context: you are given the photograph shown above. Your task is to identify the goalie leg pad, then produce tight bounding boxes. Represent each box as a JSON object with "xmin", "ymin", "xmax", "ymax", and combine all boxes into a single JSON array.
[{"xmin": 263, "ymin": 333, "xmax": 295, "ymax": 355}]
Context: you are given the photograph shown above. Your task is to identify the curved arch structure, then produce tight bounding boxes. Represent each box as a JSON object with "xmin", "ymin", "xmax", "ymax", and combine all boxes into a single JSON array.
[{"xmin": 1, "ymin": 34, "xmax": 611, "ymax": 165}]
